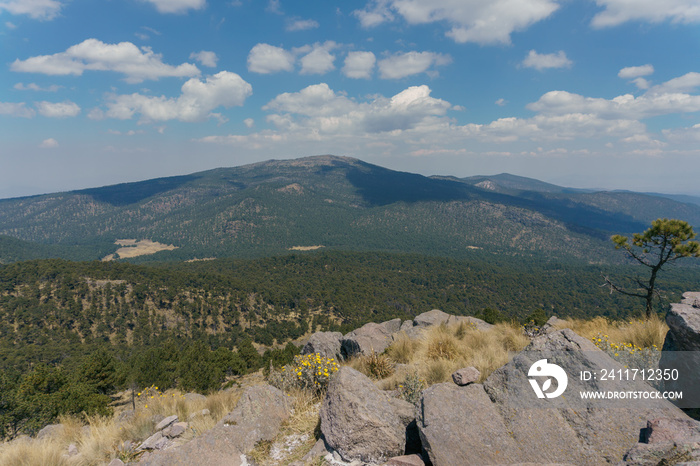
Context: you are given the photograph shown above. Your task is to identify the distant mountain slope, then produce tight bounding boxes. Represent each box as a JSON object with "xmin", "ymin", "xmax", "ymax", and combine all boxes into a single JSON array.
[{"xmin": 1, "ymin": 155, "xmax": 699, "ymax": 263}]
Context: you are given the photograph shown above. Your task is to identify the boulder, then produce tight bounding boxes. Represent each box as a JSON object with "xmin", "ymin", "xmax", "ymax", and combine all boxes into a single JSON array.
[
  {"xmin": 139, "ymin": 384, "xmax": 291, "ymax": 466},
  {"xmin": 542, "ymin": 316, "xmax": 566, "ymax": 333},
  {"xmin": 413, "ymin": 309, "xmax": 451, "ymax": 329},
  {"xmin": 138, "ymin": 432, "xmax": 169, "ymax": 451},
  {"xmin": 301, "ymin": 438, "xmax": 330, "ymax": 463},
  {"xmin": 619, "ymin": 418, "xmax": 700, "ymax": 465},
  {"xmin": 36, "ymin": 423, "xmax": 63, "ymax": 440},
  {"xmin": 341, "ymin": 322, "xmax": 395, "ymax": 358},
  {"xmin": 482, "ymin": 329, "xmax": 693, "ymax": 465},
  {"xmin": 399, "ymin": 320, "xmax": 414, "ymax": 332},
  {"xmin": 67, "ymin": 443, "xmax": 79, "ymax": 456},
  {"xmin": 385, "ymin": 454, "xmax": 426, "ymax": 466},
  {"xmin": 320, "ymin": 367, "xmax": 417, "ymax": 464},
  {"xmin": 154, "ymin": 415, "xmax": 178, "ymax": 432},
  {"xmin": 451, "ymin": 367, "xmax": 480, "ymax": 386},
  {"xmin": 108, "ymin": 460, "xmax": 126, "ymax": 466},
  {"xmin": 183, "ymin": 393, "xmax": 207, "ymax": 403},
  {"xmin": 659, "ymin": 292, "xmax": 700, "ymax": 408},
  {"xmin": 382, "ymin": 318, "xmax": 403, "ymax": 334},
  {"xmin": 301, "ymin": 331, "xmax": 343, "ymax": 360},
  {"xmin": 163, "ymin": 422, "xmax": 188, "ymax": 439}
]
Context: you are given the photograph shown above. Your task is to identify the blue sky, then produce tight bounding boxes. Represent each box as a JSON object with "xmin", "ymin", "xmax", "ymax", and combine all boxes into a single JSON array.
[{"xmin": 2, "ymin": 0, "xmax": 700, "ymax": 198}]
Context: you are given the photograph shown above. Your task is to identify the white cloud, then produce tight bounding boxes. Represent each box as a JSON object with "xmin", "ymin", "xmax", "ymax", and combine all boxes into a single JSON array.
[
  {"xmin": 189, "ymin": 50, "xmax": 218, "ymax": 67},
  {"xmin": 378, "ymin": 51, "xmax": 451, "ymax": 79},
  {"xmin": 591, "ymin": 0, "xmax": 700, "ymax": 28},
  {"xmin": 618, "ymin": 64, "xmax": 654, "ymax": 79},
  {"xmin": 35, "ymin": 100, "xmax": 81, "ymax": 117},
  {"xmin": 286, "ymin": 18, "xmax": 319, "ymax": 31},
  {"xmin": 651, "ymin": 72, "xmax": 700, "ymax": 94},
  {"xmin": 266, "ymin": 0, "xmax": 282, "ymax": 14},
  {"xmin": 142, "ymin": 0, "xmax": 206, "ymax": 14},
  {"xmin": 98, "ymin": 71, "xmax": 252, "ymax": 122},
  {"xmin": 495, "ymin": 98, "xmax": 507, "ymax": 106},
  {"xmin": 0, "ymin": 0, "xmax": 62, "ymax": 20},
  {"xmin": 342, "ymin": 51, "xmax": 376, "ymax": 79},
  {"xmin": 663, "ymin": 123, "xmax": 700, "ymax": 143},
  {"xmin": 39, "ymin": 138, "xmax": 58, "ymax": 148},
  {"xmin": 244, "ymin": 118, "xmax": 254, "ymax": 128},
  {"xmin": 355, "ymin": 0, "xmax": 559, "ymax": 44},
  {"xmin": 522, "ymin": 50, "xmax": 573, "ymax": 70},
  {"xmin": 632, "ymin": 78, "xmax": 651, "ymax": 90},
  {"xmin": 299, "ymin": 42, "xmax": 337, "ymax": 75},
  {"xmin": 14, "ymin": 82, "xmax": 62, "ymax": 92},
  {"xmin": 0, "ymin": 102, "xmax": 35, "ymax": 118},
  {"xmin": 11, "ymin": 39, "xmax": 200, "ymax": 83},
  {"xmin": 247, "ymin": 43, "xmax": 295, "ymax": 74},
  {"xmin": 5, "ymin": 21, "xmax": 17, "ymax": 28}
]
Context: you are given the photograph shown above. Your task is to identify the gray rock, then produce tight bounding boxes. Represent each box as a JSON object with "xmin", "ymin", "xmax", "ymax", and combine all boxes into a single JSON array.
[
  {"xmin": 399, "ymin": 320, "xmax": 414, "ymax": 332},
  {"xmin": 451, "ymin": 367, "xmax": 480, "ymax": 386},
  {"xmin": 448, "ymin": 315, "xmax": 494, "ymax": 331},
  {"xmin": 644, "ymin": 418, "xmax": 700, "ymax": 444},
  {"xmin": 301, "ymin": 331, "xmax": 343, "ymax": 360},
  {"xmin": 301, "ymin": 437, "xmax": 329, "ymax": 463},
  {"xmin": 67, "ymin": 443, "xmax": 78, "ymax": 456},
  {"xmin": 418, "ymin": 383, "xmax": 523, "ymax": 466},
  {"xmin": 187, "ymin": 408, "xmax": 210, "ymax": 421},
  {"xmin": 385, "ymin": 454, "xmax": 426, "ymax": 466},
  {"xmin": 36, "ymin": 424, "xmax": 63, "ymax": 440},
  {"xmin": 341, "ymin": 322, "xmax": 395, "ymax": 358},
  {"xmin": 382, "ymin": 318, "xmax": 403, "ymax": 334},
  {"xmin": 621, "ymin": 442, "xmax": 698, "ymax": 465},
  {"xmin": 482, "ymin": 329, "xmax": 693, "ymax": 465},
  {"xmin": 138, "ymin": 432, "xmax": 166, "ymax": 451},
  {"xmin": 154, "ymin": 415, "xmax": 178, "ymax": 432},
  {"xmin": 321, "ymin": 367, "xmax": 417, "ymax": 464},
  {"xmin": 660, "ymin": 292, "xmax": 700, "ymax": 408},
  {"xmin": 542, "ymin": 316, "xmax": 566, "ymax": 333},
  {"xmin": 108, "ymin": 459, "xmax": 126, "ymax": 466},
  {"xmin": 163, "ymin": 422, "xmax": 188, "ymax": 438},
  {"xmin": 139, "ymin": 384, "xmax": 290, "ymax": 466},
  {"xmin": 413, "ymin": 309, "xmax": 451, "ymax": 329}
]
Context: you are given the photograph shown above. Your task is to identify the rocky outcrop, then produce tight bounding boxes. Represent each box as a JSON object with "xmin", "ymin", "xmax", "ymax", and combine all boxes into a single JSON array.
[
  {"xmin": 301, "ymin": 331, "xmax": 343, "ymax": 360},
  {"xmin": 341, "ymin": 319, "xmax": 401, "ymax": 358},
  {"xmin": 451, "ymin": 366, "xmax": 480, "ymax": 386},
  {"xmin": 620, "ymin": 417, "xmax": 700, "ymax": 465},
  {"xmin": 320, "ymin": 367, "xmax": 418, "ymax": 464},
  {"xmin": 139, "ymin": 384, "xmax": 291, "ymax": 466},
  {"xmin": 659, "ymin": 291, "xmax": 700, "ymax": 409},
  {"xmin": 416, "ymin": 329, "xmax": 694, "ymax": 465},
  {"xmin": 412, "ymin": 309, "xmax": 452, "ymax": 329}
]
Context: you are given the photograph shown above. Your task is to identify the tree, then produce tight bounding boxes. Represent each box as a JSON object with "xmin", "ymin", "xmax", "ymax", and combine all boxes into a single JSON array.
[{"xmin": 605, "ymin": 218, "xmax": 700, "ymax": 318}]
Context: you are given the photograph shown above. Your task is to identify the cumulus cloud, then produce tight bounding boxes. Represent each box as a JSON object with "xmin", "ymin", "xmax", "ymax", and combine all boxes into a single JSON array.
[
  {"xmin": 0, "ymin": 102, "xmax": 35, "ymax": 118},
  {"xmin": 651, "ymin": 72, "xmax": 700, "ymax": 94},
  {"xmin": 14, "ymin": 82, "xmax": 62, "ymax": 92},
  {"xmin": 96, "ymin": 71, "xmax": 252, "ymax": 122},
  {"xmin": 39, "ymin": 138, "xmax": 59, "ymax": 148},
  {"xmin": 495, "ymin": 98, "xmax": 507, "ymax": 106},
  {"xmin": 244, "ymin": 118, "xmax": 254, "ymax": 128},
  {"xmin": 285, "ymin": 18, "xmax": 319, "ymax": 31},
  {"xmin": 247, "ymin": 43, "xmax": 295, "ymax": 74},
  {"xmin": 35, "ymin": 100, "xmax": 80, "ymax": 117},
  {"xmin": 591, "ymin": 0, "xmax": 700, "ymax": 28},
  {"xmin": 142, "ymin": 0, "xmax": 206, "ymax": 14},
  {"xmin": 189, "ymin": 50, "xmax": 218, "ymax": 67},
  {"xmin": 342, "ymin": 51, "xmax": 376, "ymax": 79},
  {"xmin": 522, "ymin": 50, "xmax": 573, "ymax": 70},
  {"xmin": 0, "ymin": 0, "xmax": 62, "ymax": 20},
  {"xmin": 378, "ymin": 51, "xmax": 451, "ymax": 79},
  {"xmin": 11, "ymin": 39, "xmax": 200, "ymax": 83},
  {"xmin": 354, "ymin": 0, "xmax": 559, "ymax": 44},
  {"xmin": 618, "ymin": 64, "xmax": 654, "ymax": 79},
  {"xmin": 299, "ymin": 42, "xmax": 337, "ymax": 75}
]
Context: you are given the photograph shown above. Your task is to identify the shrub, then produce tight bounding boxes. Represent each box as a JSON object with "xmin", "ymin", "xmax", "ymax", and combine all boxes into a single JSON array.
[
  {"xmin": 268, "ymin": 353, "xmax": 339, "ymax": 396},
  {"xmin": 396, "ymin": 372, "xmax": 426, "ymax": 406},
  {"xmin": 358, "ymin": 351, "xmax": 395, "ymax": 379}
]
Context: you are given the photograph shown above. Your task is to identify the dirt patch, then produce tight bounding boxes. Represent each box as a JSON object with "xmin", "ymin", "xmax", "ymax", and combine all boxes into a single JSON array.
[
  {"xmin": 102, "ymin": 239, "xmax": 178, "ymax": 261},
  {"xmin": 277, "ymin": 183, "xmax": 304, "ymax": 194},
  {"xmin": 185, "ymin": 257, "xmax": 216, "ymax": 262},
  {"xmin": 288, "ymin": 245, "xmax": 324, "ymax": 251}
]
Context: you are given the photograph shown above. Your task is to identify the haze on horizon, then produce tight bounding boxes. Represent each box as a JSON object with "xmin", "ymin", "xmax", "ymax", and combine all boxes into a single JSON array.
[{"xmin": 2, "ymin": 0, "xmax": 700, "ymax": 198}]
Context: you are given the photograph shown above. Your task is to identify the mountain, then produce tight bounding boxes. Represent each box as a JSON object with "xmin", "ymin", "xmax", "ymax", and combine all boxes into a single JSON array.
[{"xmin": 1, "ymin": 155, "xmax": 699, "ymax": 264}]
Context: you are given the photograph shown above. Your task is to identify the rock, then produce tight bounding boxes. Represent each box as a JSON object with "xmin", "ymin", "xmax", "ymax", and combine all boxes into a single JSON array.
[
  {"xmin": 451, "ymin": 367, "xmax": 480, "ymax": 386},
  {"xmin": 644, "ymin": 418, "xmax": 700, "ymax": 444},
  {"xmin": 418, "ymin": 383, "xmax": 523, "ymax": 466},
  {"xmin": 542, "ymin": 316, "xmax": 566, "ymax": 333},
  {"xmin": 36, "ymin": 424, "xmax": 63, "ymax": 440},
  {"xmin": 139, "ymin": 384, "xmax": 290, "ymax": 466},
  {"xmin": 301, "ymin": 437, "xmax": 329, "ymax": 463},
  {"xmin": 449, "ymin": 315, "xmax": 493, "ymax": 331},
  {"xmin": 621, "ymin": 442, "xmax": 698, "ymax": 465},
  {"xmin": 301, "ymin": 331, "xmax": 343, "ymax": 360},
  {"xmin": 341, "ymin": 322, "xmax": 395, "ymax": 358},
  {"xmin": 321, "ymin": 367, "xmax": 417, "ymax": 464},
  {"xmin": 382, "ymin": 318, "xmax": 403, "ymax": 334},
  {"xmin": 399, "ymin": 320, "xmax": 414, "ymax": 332},
  {"xmin": 187, "ymin": 408, "xmax": 210, "ymax": 421},
  {"xmin": 117, "ymin": 409, "xmax": 135, "ymax": 423},
  {"xmin": 482, "ymin": 329, "xmax": 693, "ymax": 465},
  {"xmin": 385, "ymin": 454, "xmax": 426, "ymax": 466},
  {"xmin": 413, "ymin": 309, "xmax": 451, "ymax": 329},
  {"xmin": 163, "ymin": 422, "xmax": 188, "ymax": 439},
  {"xmin": 138, "ymin": 432, "xmax": 168, "ymax": 451},
  {"xmin": 183, "ymin": 393, "xmax": 207, "ymax": 403},
  {"xmin": 67, "ymin": 443, "xmax": 79, "ymax": 456},
  {"xmin": 154, "ymin": 415, "xmax": 178, "ymax": 432},
  {"xmin": 660, "ymin": 292, "xmax": 700, "ymax": 408},
  {"xmin": 108, "ymin": 459, "xmax": 126, "ymax": 466}
]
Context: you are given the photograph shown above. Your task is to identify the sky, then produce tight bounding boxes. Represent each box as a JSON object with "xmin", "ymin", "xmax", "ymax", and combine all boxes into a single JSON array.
[{"xmin": 2, "ymin": 0, "xmax": 700, "ymax": 198}]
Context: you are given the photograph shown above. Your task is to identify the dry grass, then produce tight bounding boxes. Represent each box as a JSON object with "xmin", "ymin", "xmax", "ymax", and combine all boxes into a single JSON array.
[
  {"xmin": 0, "ymin": 388, "xmax": 242, "ymax": 466},
  {"xmin": 351, "ymin": 351, "xmax": 395, "ymax": 379},
  {"xmin": 556, "ymin": 315, "xmax": 668, "ymax": 349}
]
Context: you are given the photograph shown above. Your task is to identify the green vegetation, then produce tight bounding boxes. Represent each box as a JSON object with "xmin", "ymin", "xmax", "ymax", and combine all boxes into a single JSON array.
[{"xmin": 606, "ymin": 218, "xmax": 700, "ymax": 317}]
